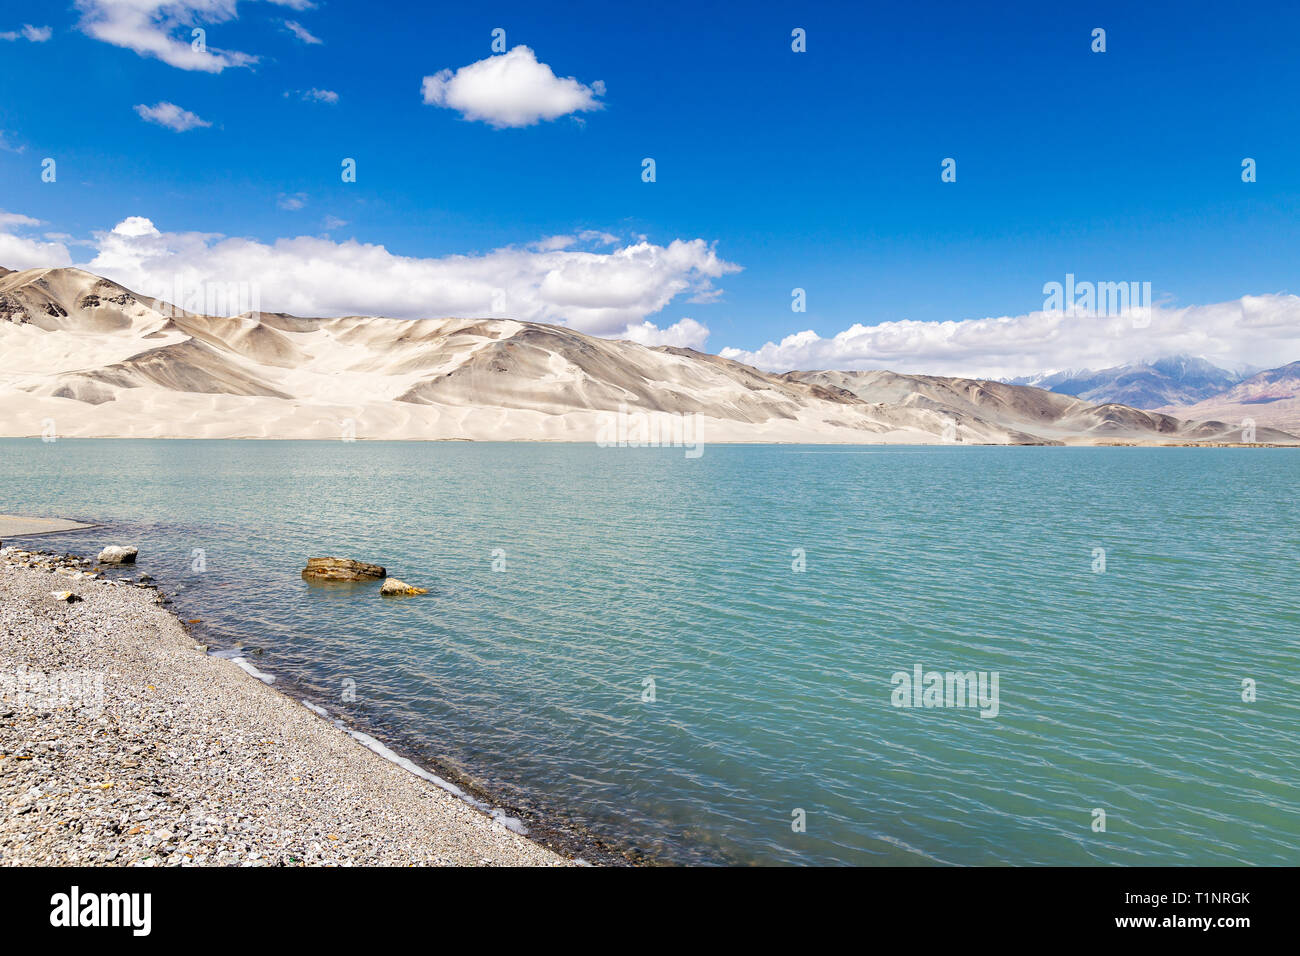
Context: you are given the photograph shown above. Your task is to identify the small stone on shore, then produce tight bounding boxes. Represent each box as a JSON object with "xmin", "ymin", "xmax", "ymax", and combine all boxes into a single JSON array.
[{"xmin": 380, "ymin": 578, "xmax": 428, "ymax": 596}]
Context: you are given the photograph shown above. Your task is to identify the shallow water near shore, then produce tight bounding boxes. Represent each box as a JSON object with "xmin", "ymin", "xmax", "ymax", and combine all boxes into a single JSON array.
[{"xmin": 4, "ymin": 439, "xmax": 1299, "ymax": 865}]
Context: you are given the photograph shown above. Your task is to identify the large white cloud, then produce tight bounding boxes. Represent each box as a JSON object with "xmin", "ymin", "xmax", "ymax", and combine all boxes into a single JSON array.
[
  {"xmin": 720, "ymin": 296, "xmax": 1300, "ymax": 378},
  {"xmin": 422, "ymin": 46, "xmax": 604, "ymax": 128},
  {"xmin": 75, "ymin": 0, "xmax": 313, "ymax": 72},
  {"xmin": 12, "ymin": 210, "xmax": 1295, "ymax": 376},
  {"xmin": 0, "ymin": 215, "xmax": 735, "ymax": 344}
]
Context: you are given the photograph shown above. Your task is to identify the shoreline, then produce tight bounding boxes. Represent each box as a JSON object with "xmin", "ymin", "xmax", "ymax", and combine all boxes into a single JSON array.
[
  {"xmin": 2, "ymin": 436, "xmax": 1297, "ymax": 448},
  {"xmin": 0, "ymin": 515, "xmax": 97, "ymax": 538},
  {"xmin": 0, "ymin": 539, "xmax": 578, "ymax": 866}
]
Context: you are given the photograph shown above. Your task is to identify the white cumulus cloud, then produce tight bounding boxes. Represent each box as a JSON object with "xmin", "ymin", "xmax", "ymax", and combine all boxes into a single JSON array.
[
  {"xmin": 720, "ymin": 297, "xmax": 1300, "ymax": 379},
  {"xmin": 39, "ymin": 217, "xmax": 740, "ymax": 341},
  {"xmin": 0, "ymin": 211, "xmax": 72, "ymax": 270},
  {"xmin": 421, "ymin": 45, "xmax": 604, "ymax": 128},
  {"xmin": 621, "ymin": 318, "xmax": 711, "ymax": 349},
  {"xmin": 6, "ymin": 207, "xmax": 1298, "ymax": 378},
  {"xmin": 111, "ymin": 217, "xmax": 163, "ymax": 238},
  {"xmin": 134, "ymin": 101, "xmax": 212, "ymax": 132}
]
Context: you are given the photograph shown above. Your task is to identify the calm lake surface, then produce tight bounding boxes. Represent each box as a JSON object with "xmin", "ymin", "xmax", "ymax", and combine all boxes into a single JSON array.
[{"xmin": 3, "ymin": 439, "xmax": 1298, "ymax": 865}]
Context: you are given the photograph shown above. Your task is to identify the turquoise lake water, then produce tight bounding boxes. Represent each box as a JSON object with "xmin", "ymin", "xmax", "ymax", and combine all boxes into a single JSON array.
[{"xmin": 3, "ymin": 439, "xmax": 1298, "ymax": 865}]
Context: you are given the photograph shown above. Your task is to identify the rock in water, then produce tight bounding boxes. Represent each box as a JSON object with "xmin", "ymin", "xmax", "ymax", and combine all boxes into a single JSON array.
[
  {"xmin": 302, "ymin": 557, "xmax": 386, "ymax": 582},
  {"xmin": 379, "ymin": 578, "xmax": 427, "ymax": 596},
  {"xmin": 97, "ymin": 545, "xmax": 138, "ymax": 564}
]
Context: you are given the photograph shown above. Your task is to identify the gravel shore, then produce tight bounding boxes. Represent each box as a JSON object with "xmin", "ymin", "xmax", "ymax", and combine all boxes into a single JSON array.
[{"xmin": 0, "ymin": 545, "xmax": 569, "ymax": 866}]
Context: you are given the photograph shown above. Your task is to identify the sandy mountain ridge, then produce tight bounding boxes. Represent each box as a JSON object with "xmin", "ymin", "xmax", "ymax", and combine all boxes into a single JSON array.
[{"xmin": 0, "ymin": 266, "xmax": 1293, "ymax": 445}]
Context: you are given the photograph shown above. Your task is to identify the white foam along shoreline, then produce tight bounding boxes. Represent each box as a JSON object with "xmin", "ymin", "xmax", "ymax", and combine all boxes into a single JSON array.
[
  {"xmin": 189, "ymin": 612, "xmax": 534, "ymax": 835},
  {"xmin": 212, "ymin": 647, "xmax": 530, "ymax": 835}
]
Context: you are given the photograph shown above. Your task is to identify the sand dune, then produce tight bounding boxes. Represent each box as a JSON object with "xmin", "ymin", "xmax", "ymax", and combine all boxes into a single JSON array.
[
  {"xmin": 785, "ymin": 369, "xmax": 1286, "ymax": 444},
  {"xmin": 1, "ymin": 267, "xmax": 1294, "ymax": 445}
]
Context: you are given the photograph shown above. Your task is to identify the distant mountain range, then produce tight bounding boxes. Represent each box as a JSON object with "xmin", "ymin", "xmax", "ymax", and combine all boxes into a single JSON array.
[
  {"xmin": 1, "ymin": 266, "xmax": 1295, "ymax": 445},
  {"xmin": 1153, "ymin": 361, "xmax": 1300, "ymax": 435},
  {"xmin": 1006, "ymin": 355, "xmax": 1255, "ymax": 408},
  {"xmin": 1006, "ymin": 354, "xmax": 1300, "ymax": 434}
]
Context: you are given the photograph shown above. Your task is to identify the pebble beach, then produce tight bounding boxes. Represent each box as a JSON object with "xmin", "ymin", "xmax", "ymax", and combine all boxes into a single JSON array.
[{"xmin": 0, "ymin": 538, "xmax": 569, "ymax": 867}]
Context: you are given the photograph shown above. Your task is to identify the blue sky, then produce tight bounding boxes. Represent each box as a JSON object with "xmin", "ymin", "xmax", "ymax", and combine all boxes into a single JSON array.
[{"xmin": 2, "ymin": 0, "xmax": 1299, "ymax": 375}]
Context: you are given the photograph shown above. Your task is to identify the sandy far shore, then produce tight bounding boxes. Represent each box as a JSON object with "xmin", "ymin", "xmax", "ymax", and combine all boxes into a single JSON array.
[
  {"xmin": 0, "ymin": 515, "xmax": 95, "ymax": 539},
  {"xmin": 0, "ymin": 544, "xmax": 569, "ymax": 866}
]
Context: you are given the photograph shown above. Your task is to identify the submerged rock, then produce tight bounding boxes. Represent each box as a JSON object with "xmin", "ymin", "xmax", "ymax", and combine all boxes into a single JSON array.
[
  {"xmin": 379, "ymin": 578, "xmax": 427, "ymax": 596},
  {"xmin": 302, "ymin": 557, "xmax": 386, "ymax": 582},
  {"xmin": 97, "ymin": 545, "xmax": 138, "ymax": 564}
]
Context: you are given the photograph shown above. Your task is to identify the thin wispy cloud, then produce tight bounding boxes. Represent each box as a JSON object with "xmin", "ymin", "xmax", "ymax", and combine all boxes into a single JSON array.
[
  {"xmin": 75, "ymin": 0, "xmax": 313, "ymax": 72},
  {"xmin": 283, "ymin": 19, "xmax": 321, "ymax": 44},
  {"xmin": 0, "ymin": 24, "xmax": 52, "ymax": 42},
  {"xmin": 286, "ymin": 88, "xmax": 339, "ymax": 104},
  {"xmin": 421, "ymin": 45, "xmax": 605, "ymax": 128},
  {"xmin": 0, "ymin": 211, "xmax": 42, "ymax": 229},
  {"xmin": 44, "ymin": 233, "xmax": 97, "ymax": 247},
  {"xmin": 278, "ymin": 193, "xmax": 308, "ymax": 210},
  {"xmin": 134, "ymin": 101, "xmax": 212, "ymax": 132},
  {"xmin": 0, "ymin": 130, "xmax": 25, "ymax": 154},
  {"xmin": 532, "ymin": 231, "xmax": 619, "ymax": 252}
]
